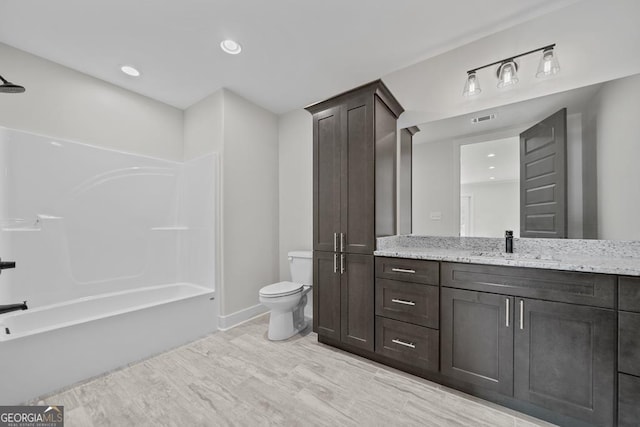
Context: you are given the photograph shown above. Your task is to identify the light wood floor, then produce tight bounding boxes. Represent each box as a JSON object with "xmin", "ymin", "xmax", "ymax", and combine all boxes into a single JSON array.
[{"xmin": 37, "ymin": 315, "xmax": 555, "ymax": 427}]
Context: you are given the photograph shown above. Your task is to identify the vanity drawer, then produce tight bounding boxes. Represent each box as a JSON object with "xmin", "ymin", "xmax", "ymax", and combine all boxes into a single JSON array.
[
  {"xmin": 375, "ymin": 257, "xmax": 439, "ymax": 285},
  {"xmin": 619, "ymin": 373, "xmax": 640, "ymax": 427},
  {"xmin": 619, "ymin": 276, "xmax": 640, "ymax": 312},
  {"xmin": 619, "ymin": 311, "xmax": 640, "ymax": 377},
  {"xmin": 375, "ymin": 278, "xmax": 439, "ymax": 328},
  {"xmin": 441, "ymin": 262, "xmax": 616, "ymax": 308},
  {"xmin": 375, "ymin": 316, "xmax": 438, "ymax": 371}
]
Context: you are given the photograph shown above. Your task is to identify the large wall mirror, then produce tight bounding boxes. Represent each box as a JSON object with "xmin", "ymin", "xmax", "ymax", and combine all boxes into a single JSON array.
[{"xmin": 405, "ymin": 72, "xmax": 640, "ymax": 241}]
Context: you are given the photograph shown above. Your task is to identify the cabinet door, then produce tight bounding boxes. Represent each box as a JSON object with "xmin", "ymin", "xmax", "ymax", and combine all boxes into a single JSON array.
[
  {"xmin": 313, "ymin": 107, "xmax": 342, "ymax": 252},
  {"xmin": 313, "ymin": 251, "xmax": 341, "ymax": 340},
  {"xmin": 514, "ymin": 299, "xmax": 615, "ymax": 427},
  {"xmin": 341, "ymin": 95, "xmax": 375, "ymax": 254},
  {"xmin": 619, "ymin": 373, "xmax": 640, "ymax": 427},
  {"xmin": 441, "ymin": 288, "xmax": 514, "ymax": 395},
  {"xmin": 341, "ymin": 253, "xmax": 374, "ymax": 351}
]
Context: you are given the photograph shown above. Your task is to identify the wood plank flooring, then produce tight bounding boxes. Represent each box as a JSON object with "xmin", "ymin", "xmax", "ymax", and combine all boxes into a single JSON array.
[{"xmin": 36, "ymin": 315, "xmax": 555, "ymax": 426}]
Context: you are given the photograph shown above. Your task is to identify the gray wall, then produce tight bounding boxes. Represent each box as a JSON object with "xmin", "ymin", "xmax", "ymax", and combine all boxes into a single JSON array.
[
  {"xmin": 412, "ymin": 139, "xmax": 457, "ymax": 236},
  {"xmin": 183, "ymin": 89, "xmax": 280, "ymax": 322},
  {"xmin": 278, "ymin": 109, "xmax": 313, "ymax": 281},
  {"xmin": 594, "ymin": 74, "xmax": 640, "ymax": 240},
  {"xmin": 0, "ymin": 42, "xmax": 183, "ymax": 160}
]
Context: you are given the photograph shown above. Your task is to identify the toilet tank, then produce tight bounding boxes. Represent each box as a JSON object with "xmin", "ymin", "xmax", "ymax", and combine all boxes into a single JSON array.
[{"xmin": 288, "ymin": 251, "xmax": 312, "ymax": 285}]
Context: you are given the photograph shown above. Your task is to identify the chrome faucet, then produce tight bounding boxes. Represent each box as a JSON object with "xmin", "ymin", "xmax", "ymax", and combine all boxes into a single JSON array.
[
  {"xmin": 0, "ymin": 301, "xmax": 28, "ymax": 315},
  {"xmin": 505, "ymin": 230, "xmax": 514, "ymax": 254}
]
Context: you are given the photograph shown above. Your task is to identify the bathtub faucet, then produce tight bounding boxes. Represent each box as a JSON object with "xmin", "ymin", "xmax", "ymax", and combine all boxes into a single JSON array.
[
  {"xmin": 0, "ymin": 301, "xmax": 27, "ymax": 315},
  {"xmin": 0, "ymin": 258, "xmax": 16, "ymax": 274}
]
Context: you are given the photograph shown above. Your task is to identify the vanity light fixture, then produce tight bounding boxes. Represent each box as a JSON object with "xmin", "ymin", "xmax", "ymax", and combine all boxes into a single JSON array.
[
  {"xmin": 497, "ymin": 60, "xmax": 519, "ymax": 88},
  {"xmin": 463, "ymin": 44, "xmax": 559, "ymax": 96},
  {"xmin": 536, "ymin": 46, "xmax": 560, "ymax": 77},
  {"xmin": 220, "ymin": 39, "xmax": 242, "ymax": 55},
  {"xmin": 463, "ymin": 71, "xmax": 481, "ymax": 96}
]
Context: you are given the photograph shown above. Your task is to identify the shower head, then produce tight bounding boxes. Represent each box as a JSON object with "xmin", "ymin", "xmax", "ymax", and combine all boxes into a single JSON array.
[{"xmin": 0, "ymin": 75, "xmax": 26, "ymax": 94}]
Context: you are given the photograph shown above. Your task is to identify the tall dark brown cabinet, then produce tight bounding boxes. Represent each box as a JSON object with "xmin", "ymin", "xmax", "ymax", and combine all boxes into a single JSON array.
[{"xmin": 306, "ymin": 80, "xmax": 403, "ymax": 352}]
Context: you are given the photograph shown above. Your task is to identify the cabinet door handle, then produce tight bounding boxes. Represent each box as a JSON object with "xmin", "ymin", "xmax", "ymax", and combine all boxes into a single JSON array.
[
  {"xmin": 340, "ymin": 254, "xmax": 345, "ymax": 275},
  {"xmin": 334, "ymin": 233, "xmax": 338, "ymax": 252},
  {"xmin": 340, "ymin": 233, "xmax": 345, "ymax": 252},
  {"xmin": 391, "ymin": 268, "xmax": 416, "ymax": 274},
  {"xmin": 392, "ymin": 339, "xmax": 416, "ymax": 349},
  {"xmin": 391, "ymin": 298, "xmax": 416, "ymax": 306},
  {"xmin": 333, "ymin": 253, "xmax": 337, "ymax": 274},
  {"xmin": 505, "ymin": 298, "xmax": 510, "ymax": 327},
  {"xmin": 519, "ymin": 300, "xmax": 524, "ymax": 330}
]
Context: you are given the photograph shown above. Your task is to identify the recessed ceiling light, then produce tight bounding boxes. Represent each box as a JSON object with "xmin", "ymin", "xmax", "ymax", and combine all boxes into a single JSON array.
[
  {"xmin": 487, "ymin": 153, "xmax": 496, "ymax": 158},
  {"xmin": 121, "ymin": 65, "xmax": 141, "ymax": 77},
  {"xmin": 489, "ymin": 176, "xmax": 496, "ymax": 180},
  {"xmin": 489, "ymin": 166, "xmax": 495, "ymax": 170},
  {"xmin": 220, "ymin": 39, "xmax": 242, "ymax": 55}
]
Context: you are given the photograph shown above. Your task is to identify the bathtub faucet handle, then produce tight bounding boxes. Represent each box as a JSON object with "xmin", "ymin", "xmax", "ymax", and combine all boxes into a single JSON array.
[
  {"xmin": 0, "ymin": 301, "xmax": 27, "ymax": 315},
  {"xmin": 0, "ymin": 258, "xmax": 16, "ymax": 274}
]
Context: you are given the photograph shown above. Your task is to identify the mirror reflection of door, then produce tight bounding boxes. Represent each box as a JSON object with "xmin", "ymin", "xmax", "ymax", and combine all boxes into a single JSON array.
[
  {"xmin": 519, "ymin": 108, "xmax": 568, "ymax": 238},
  {"xmin": 460, "ymin": 137, "xmax": 520, "ymax": 237}
]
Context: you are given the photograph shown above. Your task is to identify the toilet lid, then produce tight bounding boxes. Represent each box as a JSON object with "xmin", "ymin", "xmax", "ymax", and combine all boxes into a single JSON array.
[{"xmin": 259, "ymin": 281, "xmax": 303, "ymax": 298}]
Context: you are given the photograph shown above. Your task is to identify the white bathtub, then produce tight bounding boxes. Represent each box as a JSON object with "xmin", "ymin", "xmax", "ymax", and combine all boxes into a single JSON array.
[{"xmin": 0, "ymin": 283, "xmax": 217, "ymax": 404}]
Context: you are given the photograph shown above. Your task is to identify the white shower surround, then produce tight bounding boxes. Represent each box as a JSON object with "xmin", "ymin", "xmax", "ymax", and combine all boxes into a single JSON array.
[{"xmin": 0, "ymin": 127, "xmax": 219, "ymax": 403}]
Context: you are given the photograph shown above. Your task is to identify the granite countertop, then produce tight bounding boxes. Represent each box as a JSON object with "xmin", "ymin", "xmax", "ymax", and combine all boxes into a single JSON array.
[{"xmin": 375, "ymin": 236, "xmax": 640, "ymax": 277}]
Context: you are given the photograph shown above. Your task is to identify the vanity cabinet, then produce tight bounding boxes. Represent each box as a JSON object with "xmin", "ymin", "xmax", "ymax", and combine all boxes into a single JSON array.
[
  {"xmin": 441, "ymin": 263, "xmax": 617, "ymax": 427},
  {"xmin": 374, "ymin": 257, "xmax": 440, "ymax": 371},
  {"xmin": 514, "ymin": 298, "xmax": 615, "ymax": 426},
  {"xmin": 618, "ymin": 276, "xmax": 640, "ymax": 426},
  {"xmin": 441, "ymin": 288, "xmax": 514, "ymax": 395},
  {"xmin": 313, "ymin": 252, "xmax": 374, "ymax": 351}
]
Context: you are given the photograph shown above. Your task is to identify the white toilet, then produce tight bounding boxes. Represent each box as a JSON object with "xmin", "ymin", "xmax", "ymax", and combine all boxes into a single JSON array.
[{"xmin": 259, "ymin": 251, "xmax": 313, "ymax": 341}]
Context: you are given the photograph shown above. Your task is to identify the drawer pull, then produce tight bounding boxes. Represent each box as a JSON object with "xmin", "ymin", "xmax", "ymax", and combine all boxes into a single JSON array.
[
  {"xmin": 391, "ymin": 268, "xmax": 416, "ymax": 274},
  {"xmin": 391, "ymin": 298, "xmax": 416, "ymax": 306},
  {"xmin": 392, "ymin": 338, "xmax": 416, "ymax": 349}
]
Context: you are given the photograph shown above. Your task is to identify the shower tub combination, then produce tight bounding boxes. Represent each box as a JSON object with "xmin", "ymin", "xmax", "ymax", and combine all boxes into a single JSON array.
[{"xmin": 0, "ymin": 128, "xmax": 218, "ymax": 404}]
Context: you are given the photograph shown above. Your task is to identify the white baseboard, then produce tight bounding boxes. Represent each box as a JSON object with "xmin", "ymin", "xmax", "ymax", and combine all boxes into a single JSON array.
[{"xmin": 218, "ymin": 303, "xmax": 269, "ymax": 331}]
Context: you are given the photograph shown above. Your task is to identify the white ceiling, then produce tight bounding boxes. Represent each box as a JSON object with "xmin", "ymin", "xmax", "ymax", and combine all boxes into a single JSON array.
[{"xmin": 0, "ymin": 0, "xmax": 579, "ymax": 113}]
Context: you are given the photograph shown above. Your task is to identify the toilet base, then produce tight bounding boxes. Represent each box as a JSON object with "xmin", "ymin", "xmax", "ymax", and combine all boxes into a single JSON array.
[
  {"xmin": 267, "ymin": 312, "xmax": 308, "ymax": 341},
  {"xmin": 263, "ymin": 292, "xmax": 309, "ymax": 341}
]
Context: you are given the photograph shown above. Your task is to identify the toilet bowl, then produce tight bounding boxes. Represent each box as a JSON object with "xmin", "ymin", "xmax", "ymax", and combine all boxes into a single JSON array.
[{"xmin": 259, "ymin": 251, "xmax": 312, "ymax": 341}]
